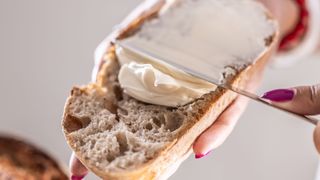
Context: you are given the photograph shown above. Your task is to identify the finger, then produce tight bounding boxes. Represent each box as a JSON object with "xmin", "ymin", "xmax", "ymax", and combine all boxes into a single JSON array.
[
  {"xmin": 313, "ymin": 122, "xmax": 320, "ymax": 153},
  {"xmin": 69, "ymin": 152, "xmax": 88, "ymax": 180},
  {"xmin": 193, "ymin": 96, "xmax": 249, "ymax": 158},
  {"xmin": 262, "ymin": 84, "xmax": 320, "ymax": 115}
]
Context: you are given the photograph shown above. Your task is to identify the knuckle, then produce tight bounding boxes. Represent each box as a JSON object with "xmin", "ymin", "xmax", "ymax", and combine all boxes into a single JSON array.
[{"xmin": 308, "ymin": 85, "xmax": 320, "ymax": 107}]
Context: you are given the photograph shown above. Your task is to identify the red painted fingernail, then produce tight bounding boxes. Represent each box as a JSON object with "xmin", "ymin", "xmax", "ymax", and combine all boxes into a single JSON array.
[
  {"xmin": 261, "ymin": 89, "xmax": 294, "ymax": 102},
  {"xmin": 195, "ymin": 150, "xmax": 212, "ymax": 159},
  {"xmin": 71, "ymin": 175, "xmax": 85, "ymax": 180}
]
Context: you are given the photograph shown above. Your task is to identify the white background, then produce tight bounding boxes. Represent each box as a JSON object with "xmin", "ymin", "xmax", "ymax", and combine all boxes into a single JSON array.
[{"xmin": 0, "ymin": 1, "xmax": 319, "ymax": 179}]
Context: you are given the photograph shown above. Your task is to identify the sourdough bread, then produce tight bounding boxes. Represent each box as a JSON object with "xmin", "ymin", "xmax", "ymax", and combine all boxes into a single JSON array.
[
  {"xmin": 62, "ymin": 0, "xmax": 278, "ymax": 179},
  {"xmin": 0, "ymin": 135, "xmax": 68, "ymax": 180}
]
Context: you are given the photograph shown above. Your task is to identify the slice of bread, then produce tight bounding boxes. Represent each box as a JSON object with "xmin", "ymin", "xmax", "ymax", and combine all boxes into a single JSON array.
[
  {"xmin": 62, "ymin": 0, "xmax": 278, "ymax": 179},
  {"xmin": 0, "ymin": 135, "xmax": 68, "ymax": 180}
]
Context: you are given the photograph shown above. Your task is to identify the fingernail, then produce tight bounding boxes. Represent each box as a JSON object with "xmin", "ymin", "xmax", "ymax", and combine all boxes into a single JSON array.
[
  {"xmin": 195, "ymin": 150, "xmax": 212, "ymax": 159},
  {"xmin": 261, "ymin": 89, "xmax": 294, "ymax": 102},
  {"xmin": 71, "ymin": 175, "xmax": 85, "ymax": 180}
]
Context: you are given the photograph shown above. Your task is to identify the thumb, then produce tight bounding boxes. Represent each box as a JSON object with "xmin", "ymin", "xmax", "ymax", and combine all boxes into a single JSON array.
[{"xmin": 261, "ymin": 84, "xmax": 320, "ymax": 115}]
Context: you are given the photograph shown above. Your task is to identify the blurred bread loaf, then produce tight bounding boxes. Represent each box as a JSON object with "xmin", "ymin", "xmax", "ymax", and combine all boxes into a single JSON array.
[{"xmin": 0, "ymin": 135, "xmax": 68, "ymax": 180}]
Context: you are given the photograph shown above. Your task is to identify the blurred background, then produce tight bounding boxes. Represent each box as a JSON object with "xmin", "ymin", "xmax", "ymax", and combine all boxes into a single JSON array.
[{"xmin": 0, "ymin": 1, "xmax": 319, "ymax": 179}]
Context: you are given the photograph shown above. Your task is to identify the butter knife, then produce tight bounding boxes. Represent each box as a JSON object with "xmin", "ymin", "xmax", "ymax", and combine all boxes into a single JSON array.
[{"xmin": 114, "ymin": 40, "xmax": 319, "ymax": 126}]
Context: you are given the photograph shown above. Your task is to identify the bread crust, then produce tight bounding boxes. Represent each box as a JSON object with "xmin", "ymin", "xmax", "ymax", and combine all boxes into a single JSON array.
[{"xmin": 63, "ymin": 0, "xmax": 278, "ymax": 179}]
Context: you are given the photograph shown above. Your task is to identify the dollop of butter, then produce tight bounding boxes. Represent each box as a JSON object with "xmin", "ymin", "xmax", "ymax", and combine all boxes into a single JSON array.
[{"xmin": 117, "ymin": 48, "xmax": 216, "ymax": 107}]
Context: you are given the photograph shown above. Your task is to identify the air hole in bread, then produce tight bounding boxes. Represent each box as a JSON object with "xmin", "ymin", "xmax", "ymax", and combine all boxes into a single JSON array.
[
  {"xmin": 145, "ymin": 123, "xmax": 153, "ymax": 130},
  {"xmin": 80, "ymin": 117, "xmax": 91, "ymax": 129},
  {"xmin": 115, "ymin": 132, "xmax": 129, "ymax": 155},
  {"xmin": 106, "ymin": 153, "xmax": 116, "ymax": 162},
  {"xmin": 152, "ymin": 116, "xmax": 165, "ymax": 127},
  {"xmin": 164, "ymin": 113, "xmax": 184, "ymax": 132},
  {"xmin": 113, "ymin": 85, "xmax": 123, "ymax": 101},
  {"xmin": 103, "ymin": 99, "xmax": 117, "ymax": 114},
  {"xmin": 64, "ymin": 115, "xmax": 91, "ymax": 133},
  {"xmin": 79, "ymin": 139, "xmax": 85, "ymax": 146},
  {"xmin": 90, "ymin": 139, "xmax": 96, "ymax": 149}
]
